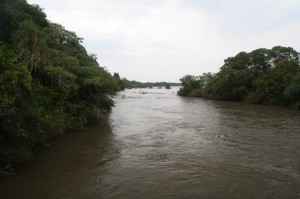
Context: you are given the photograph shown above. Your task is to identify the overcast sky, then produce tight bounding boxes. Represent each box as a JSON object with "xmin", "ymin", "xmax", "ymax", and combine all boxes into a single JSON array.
[{"xmin": 27, "ymin": 0, "xmax": 300, "ymax": 82}]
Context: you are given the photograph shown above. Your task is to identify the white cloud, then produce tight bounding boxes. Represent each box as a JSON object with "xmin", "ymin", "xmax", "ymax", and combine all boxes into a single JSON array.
[{"xmin": 27, "ymin": 0, "xmax": 300, "ymax": 82}]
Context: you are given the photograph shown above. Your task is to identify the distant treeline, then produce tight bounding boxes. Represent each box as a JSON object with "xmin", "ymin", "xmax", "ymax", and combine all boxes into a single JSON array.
[
  {"xmin": 178, "ymin": 46, "xmax": 300, "ymax": 109},
  {"xmin": 113, "ymin": 73, "xmax": 181, "ymax": 89},
  {"xmin": 0, "ymin": 0, "xmax": 120, "ymax": 171}
]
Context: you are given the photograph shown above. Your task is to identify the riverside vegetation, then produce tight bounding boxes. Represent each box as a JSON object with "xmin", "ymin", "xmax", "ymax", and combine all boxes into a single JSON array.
[
  {"xmin": 113, "ymin": 73, "xmax": 180, "ymax": 90},
  {"xmin": 0, "ymin": 0, "xmax": 121, "ymax": 172},
  {"xmin": 178, "ymin": 46, "xmax": 300, "ymax": 109}
]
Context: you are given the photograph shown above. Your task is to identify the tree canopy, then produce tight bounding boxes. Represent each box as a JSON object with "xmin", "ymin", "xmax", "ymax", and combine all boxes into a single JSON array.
[
  {"xmin": 178, "ymin": 46, "xmax": 300, "ymax": 109},
  {"xmin": 0, "ymin": 0, "xmax": 120, "ymax": 171}
]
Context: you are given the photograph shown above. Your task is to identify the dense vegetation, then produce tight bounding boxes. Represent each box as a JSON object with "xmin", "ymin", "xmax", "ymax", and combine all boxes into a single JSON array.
[
  {"xmin": 178, "ymin": 46, "xmax": 300, "ymax": 109},
  {"xmin": 0, "ymin": 0, "xmax": 120, "ymax": 171},
  {"xmin": 113, "ymin": 73, "xmax": 180, "ymax": 89}
]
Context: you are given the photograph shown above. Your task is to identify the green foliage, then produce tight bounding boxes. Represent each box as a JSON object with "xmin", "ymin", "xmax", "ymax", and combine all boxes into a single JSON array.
[
  {"xmin": 113, "ymin": 72, "xmax": 125, "ymax": 90},
  {"xmin": 284, "ymin": 73, "xmax": 300, "ymax": 109},
  {"xmin": 165, "ymin": 84, "xmax": 171, "ymax": 89},
  {"xmin": 178, "ymin": 75, "xmax": 200, "ymax": 96},
  {"xmin": 0, "ymin": 0, "xmax": 47, "ymax": 42},
  {"xmin": 178, "ymin": 73, "xmax": 213, "ymax": 97},
  {"xmin": 178, "ymin": 46, "xmax": 300, "ymax": 109},
  {"xmin": 0, "ymin": 0, "xmax": 119, "ymax": 170}
]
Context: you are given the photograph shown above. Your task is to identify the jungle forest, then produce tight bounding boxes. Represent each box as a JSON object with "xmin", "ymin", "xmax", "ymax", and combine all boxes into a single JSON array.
[{"xmin": 0, "ymin": 0, "xmax": 120, "ymax": 170}]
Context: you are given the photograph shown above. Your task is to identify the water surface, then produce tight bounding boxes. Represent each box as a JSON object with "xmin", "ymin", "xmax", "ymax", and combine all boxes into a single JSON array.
[{"xmin": 1, "ymin": 87, "xmax": 299, "ymax": 199}]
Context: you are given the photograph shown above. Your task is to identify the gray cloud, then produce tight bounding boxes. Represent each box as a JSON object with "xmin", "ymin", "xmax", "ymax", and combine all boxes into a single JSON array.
[{"xmin": 27, "ymin": 0, "xmax": 300, "ymax": 82}]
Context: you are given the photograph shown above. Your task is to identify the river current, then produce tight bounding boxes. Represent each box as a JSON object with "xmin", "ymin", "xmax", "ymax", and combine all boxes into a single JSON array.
[{"xmin": 0, "ymin": 87, "xmax": 299, "ymax": 199}]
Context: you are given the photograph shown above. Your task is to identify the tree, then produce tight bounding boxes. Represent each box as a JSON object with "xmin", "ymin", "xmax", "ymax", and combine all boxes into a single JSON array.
[
  {"xmin": 178, "ymin": 46, "xmax": 300, "ymax": 109},
  {"xmin": 249, "ymin": 48, "xmax": 271, "ymax": 71},
  {"xmin": 284, "ymin": 73, "xmax": 300, "ymax": 109},
  {"xmin": 0, "ymin": 0, "xmax": 120, "ymax": 170},
  {"xmin": 178, "ymin": 73, "xmax": 214, "ymax": 97}
]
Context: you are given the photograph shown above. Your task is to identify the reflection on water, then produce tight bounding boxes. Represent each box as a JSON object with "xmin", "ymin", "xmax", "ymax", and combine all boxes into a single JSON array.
[{"xmin": 0, "ymin": 87, "xmax": 299, "ymax": 199}]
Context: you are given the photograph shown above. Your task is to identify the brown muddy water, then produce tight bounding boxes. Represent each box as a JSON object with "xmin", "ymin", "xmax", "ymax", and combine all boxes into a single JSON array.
[{"xmin": 0, "ymin": 87, "xmax": 299, "ymax": 199}]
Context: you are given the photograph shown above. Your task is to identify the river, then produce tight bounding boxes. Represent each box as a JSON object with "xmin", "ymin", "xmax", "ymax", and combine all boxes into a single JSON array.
[{"xmin": 0, "ymin": 87, "xmax": 299, "ymax": 199}]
